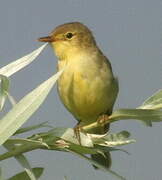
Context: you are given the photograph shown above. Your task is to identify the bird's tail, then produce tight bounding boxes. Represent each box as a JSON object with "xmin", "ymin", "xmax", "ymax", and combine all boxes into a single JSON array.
[
  {"xmin": 77, "ymin": 115, "xmax": 112, "ymax": 169},
  {"xmin": 90, "ymin": 123, "xmax": 111, "ymax": 169}
]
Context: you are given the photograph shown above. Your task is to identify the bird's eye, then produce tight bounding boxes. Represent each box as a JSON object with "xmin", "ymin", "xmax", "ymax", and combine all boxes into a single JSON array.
[{"xmin": 65, "ymin": 32, "xmax": 73, "ymax": 39}]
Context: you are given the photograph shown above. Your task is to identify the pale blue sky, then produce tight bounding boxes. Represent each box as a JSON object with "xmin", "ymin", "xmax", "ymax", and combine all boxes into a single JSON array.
[{"xmin": 0, "ymin": 0, "xmax": 161, "ymax": 180}]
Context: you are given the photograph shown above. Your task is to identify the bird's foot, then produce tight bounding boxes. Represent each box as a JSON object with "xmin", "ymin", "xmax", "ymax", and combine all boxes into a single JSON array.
[{"xmin": 97, "ymin": 114, "xmax": 110, "ymax": 127}]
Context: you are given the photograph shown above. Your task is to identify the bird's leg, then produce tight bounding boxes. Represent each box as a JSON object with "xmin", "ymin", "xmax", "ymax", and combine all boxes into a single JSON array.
[{"xmin": 74, "ymin": 123, "xmax": 83, "ymax": 145}]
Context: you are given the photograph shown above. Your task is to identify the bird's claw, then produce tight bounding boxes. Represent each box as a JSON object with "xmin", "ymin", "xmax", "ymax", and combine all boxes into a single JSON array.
[{"xmin": 97, "ymin": 114, "xmax": 110, "ymax": 126}]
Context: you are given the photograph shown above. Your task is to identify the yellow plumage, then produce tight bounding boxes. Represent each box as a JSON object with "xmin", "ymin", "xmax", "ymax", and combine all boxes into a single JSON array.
[{"xmin": 56, "ymin": 49, "xmax": 118, "ymax": 128}]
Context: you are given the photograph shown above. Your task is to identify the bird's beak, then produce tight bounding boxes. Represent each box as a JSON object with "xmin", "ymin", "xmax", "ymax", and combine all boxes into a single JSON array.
[{"xmin": 38, "ymin": 36, "xmax": 53, "ymax": 42}]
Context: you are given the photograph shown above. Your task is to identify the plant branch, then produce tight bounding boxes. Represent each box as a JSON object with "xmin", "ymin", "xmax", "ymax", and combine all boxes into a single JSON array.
[{"xmin": 82, "ymin": 108, "xmax": 162, "ymax": 132}]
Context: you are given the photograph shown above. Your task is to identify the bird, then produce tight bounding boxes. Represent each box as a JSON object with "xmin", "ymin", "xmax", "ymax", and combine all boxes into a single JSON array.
[{"xmin": 38, "ymin": 22, "xmax": 119, "ymax": 169}]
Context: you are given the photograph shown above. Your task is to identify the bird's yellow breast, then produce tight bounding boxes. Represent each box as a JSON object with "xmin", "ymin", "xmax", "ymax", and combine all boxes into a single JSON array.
[{"xmin": 57, "ymin": 54, "xmax": 116, "ymax": 125}]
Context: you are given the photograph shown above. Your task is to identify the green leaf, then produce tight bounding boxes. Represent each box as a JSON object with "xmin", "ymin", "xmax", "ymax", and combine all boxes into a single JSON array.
[
  {"xmin": 5, "ymin": 138, "xmax": 48, "ymax": 150},
  {"xmin": 93, "ymin": 131, "xmax": 135, "ymax": 147},
  {"xmin": 14, "ymin": 121, "xmax": 52, "ymax": 135},
  {"xmin": 0, "ymin": 75, "xmax": 10, "ymax": 110},
  {"xmin": 30, "ymin": 128, "xmax": 97, "ymax": 154},
  {"xmin": 12, "ymin": 155, "xmax": 37, "ymax": 180},
  {"xmin": 0, "ymin": 44, "xmax": 47, "ymax": 77},
  {"xmin": 139, "ymin": 89, "xmax": 162, "ymax": 110},
  {"xmin": 0, "ymin": 70, "xmax": 64, "ymax": 145},
  {"xmin": 105, "ymin": 131, "xmax": 131, "ymax": 141},
  {"xmin": 6, "ymin": 93, "xmax": 17, "ymax": 107},
  {"xmin": 32, "ymin": 128, "xmax": 130, "ymax": 154},
  {"xmin": 33, "ymin": 128, "xmax": 93, "ymax": 147},
  {"xmin": 7, "ymin": 168, "xmax": 44, "ymax": 180},
  {"xmin": 0, "ymin": 133, "xmax": 96, "ymax": 161},
  {"xmin": 0, "ymin": 128, "xmax": 127, "ymax": 161},
  {"xmin": 110, "ymin": 108, "xmax": 162, "ymax": 125},
  {"xmin": 0, "ymin": 138, "xmax": 47, "ymax": 161},
  {"xmin": 4, "ymin": 143, "xmax": 37, "ymax": 180}
]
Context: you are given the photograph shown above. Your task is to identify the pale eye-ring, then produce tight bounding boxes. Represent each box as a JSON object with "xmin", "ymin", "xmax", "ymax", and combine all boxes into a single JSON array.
[{"xmin": 65, "ymin": 32, "xmax": 74, "ymax": 39}]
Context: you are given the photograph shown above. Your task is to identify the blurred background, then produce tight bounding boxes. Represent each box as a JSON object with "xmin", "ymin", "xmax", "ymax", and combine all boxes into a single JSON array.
[{"xmin": 0, "ymin": 0, "xmax": 161, "ymax": 179}]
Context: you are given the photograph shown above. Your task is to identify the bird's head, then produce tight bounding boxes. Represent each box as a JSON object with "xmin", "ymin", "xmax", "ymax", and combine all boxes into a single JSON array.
[{"xmin": 38, "ymin": 22, "xmax": 96, "ymax": 59}]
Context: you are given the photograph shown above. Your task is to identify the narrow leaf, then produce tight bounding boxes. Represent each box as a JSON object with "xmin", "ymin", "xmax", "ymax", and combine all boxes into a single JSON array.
[
  {"xmin": 94, "ymin": 131, "xmax": 136, "ymax": 147},
  {"xmin": 0, "ymin": 70, "xmax": 63, "ymax": 145},
  {"xmin": 0, "ymin": 139, "xmax": 45, "ymax": 161},
  {"xmin": 7, "ymin": 168, "xmax": 44, "ymax": 180},
  {"xmin": 36, "ymin": 128, "xmax": 93, "ymax": 147},
  {"xmin": 0, "ymin": 44, "xmax": 47, "ymax": 77},
  {"xmin": 6, "ymin": 92, "xmax": 17, "ymax": 106},
  {"xmin": 5, "ymin": 138, "xmax": 48, "ymax": 147},
  {"xmin": 12, "ymin": 155, "xmax": 37, "ymax": 180},
  {"xmin": 4, "ymin": 143, "xmax": 37, "ymax": 180},
  {"xmin": 110, "ymin": 108, "xmax": 162, "ymax": 124},
  {"xmin": 0, "ymin": 75, "xmax": 10, "ymax": 110},
  {"xmin": 14, "ymin": 121, "xmax": 51, "ymax": 135},
  {"xmin": 139, "ymin": 89, "xmax": 162, "ymax": 109}
]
